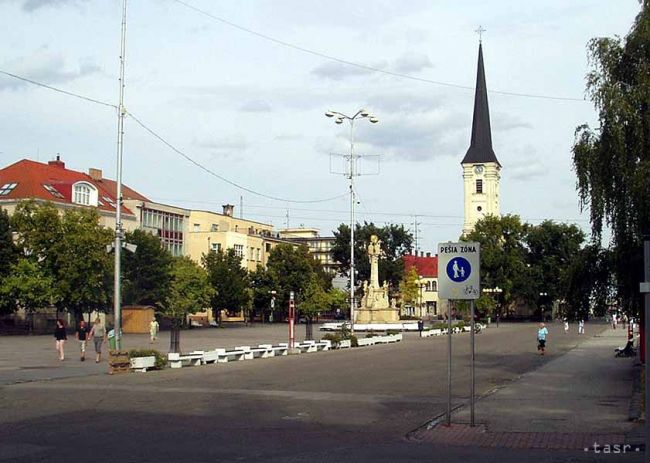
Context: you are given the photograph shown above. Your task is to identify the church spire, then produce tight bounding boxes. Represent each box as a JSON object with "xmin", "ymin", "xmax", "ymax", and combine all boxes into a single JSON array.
[{"xmin": 461, "ymin": 42, "xmax": 500, "ymax": 166}]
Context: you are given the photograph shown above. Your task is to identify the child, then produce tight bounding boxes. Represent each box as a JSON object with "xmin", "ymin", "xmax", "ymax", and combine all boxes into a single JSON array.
[{"xmin": 537, "ymin": 323, "xmax": 549, "ymax": 355}]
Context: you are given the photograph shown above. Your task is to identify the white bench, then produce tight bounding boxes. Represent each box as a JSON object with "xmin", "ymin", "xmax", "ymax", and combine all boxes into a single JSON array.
[
  {"xmin": 339, "ymin": 339, "xmax": 352, "ymax": 349},
  {"xmin": 357, "ymin": 337, "xmax": 376, "ymax": 347},
  {"xmin": 168, "ymin": 352, "xmax": 203, "ymax": 369},
  {"xmin": 201, "ymin": 350, "xmax": 220, "ymax": 364},
  {"xmin": 258, "ymin": 344, "xmax": 288, "ymax": 357},
  {"xmin": 250, "ymin": 345, "xmax": 274, "ymax": 359},
  {"xmin": 316, "ymin": 340, "xmax": 331, "ymax": 351},
  {"xmin": 296, "ymin": 341, "xmax": 318, "ymax": 353},
  {"xmin": 215, "ymin": 348, "xmax": 246, "ymax": 363},
  {"xmin": 130, "ymin": 356, "xmax": 155, "ymax": 372}
]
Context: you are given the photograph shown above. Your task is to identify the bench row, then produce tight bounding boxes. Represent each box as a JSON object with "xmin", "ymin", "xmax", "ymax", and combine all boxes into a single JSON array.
[{"xmin": 167, "ymin": 340, "xmax": 332, "ymax": 369}]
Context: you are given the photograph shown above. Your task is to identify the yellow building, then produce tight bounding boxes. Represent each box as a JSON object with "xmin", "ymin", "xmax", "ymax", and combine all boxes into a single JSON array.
[{"xmin": 279, "ymin": 228, "xmax": 339, "ymax": 275}]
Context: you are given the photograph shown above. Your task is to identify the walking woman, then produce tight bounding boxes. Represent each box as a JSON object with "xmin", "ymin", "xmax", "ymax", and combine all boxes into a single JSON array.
[
  {"xmin": 89, "ymin": 317, "xmax": 107, "ymax": 363},
  {"xmin": 54, "ymin": 319, "xmax": 67, "ymax": 361}
]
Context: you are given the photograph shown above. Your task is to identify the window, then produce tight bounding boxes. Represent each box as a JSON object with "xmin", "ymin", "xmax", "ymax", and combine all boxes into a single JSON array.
[
  {"xmin": 256, "ymin": 248, "xmax": 261, "ymax": 261},
  {"xmin": 43, "ymin": 184, "xmax": 64, "ymax": 199},
  {"xmin": 73, "ymin": 183, "xmax": 92, "ymax": 205},
  {"xmin": 234, "ymin": 244, "xmax": 244, "ymax": 258},
  {"xmin": 235, "ymin": 225, "xmax": 239, "ymax": 232},
  {"xmin": 193, "ymin": 224, "xmax": 201, "ymax": 232},
  {"xmin": 211, "ymin": 224, "xmax": 218, "ymax": 232},
  {"xmin": 432, "ymin": 281, "xmax": 437, "ymax": 292},
  {"xmin": 0, "ymin": 183, "xmax": 17, "ymax": 196},
  {"xmin": 475, "ymin": 179, "xmax": 483, "ymax": 194},
  {"xmin": 102, "ymin": 196, "xmax": 116, "ymax": 207},
  {"xmin": 211, "ymin": 243, "xmax": 221, "ymax": 252}
]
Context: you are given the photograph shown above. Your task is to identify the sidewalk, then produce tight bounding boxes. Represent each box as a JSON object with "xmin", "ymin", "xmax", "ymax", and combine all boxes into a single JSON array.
[{"xmin": 412, "ymin": 327, "xmax": 641, "ymax": 452}]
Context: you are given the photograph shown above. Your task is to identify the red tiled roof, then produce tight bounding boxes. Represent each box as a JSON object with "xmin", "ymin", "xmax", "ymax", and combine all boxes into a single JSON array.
[
  {"xmin": 404, "ymin": 254, "xmax": 438, "ymax": 278},
  {"xmin": 0, "ymin": 158, "xmax": 146, "ymax": 216}
]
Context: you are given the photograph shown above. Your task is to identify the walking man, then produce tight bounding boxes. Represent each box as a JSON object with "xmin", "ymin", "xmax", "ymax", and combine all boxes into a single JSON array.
[
  {"xmin": 537, "ymin": 323, "xmax": 549, "ymax": 356},
  {"xmin": 578, "ymin": 319, "xmax": 585, "ymax": 335},
  {"xmin": 76, "ymin": 320, "xmax": 89, "ymax": 362},
  {"xmin": 563, "ymin": 317, "xmax": 569, "ymax": 334}
]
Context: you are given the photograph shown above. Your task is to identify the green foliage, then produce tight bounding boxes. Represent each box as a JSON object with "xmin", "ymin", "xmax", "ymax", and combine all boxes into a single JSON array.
[
  {"xmin": 399, "ymin": 266, "xmax": 419, "ymax": 307},
  {"xmin": 0, "ymin": 209, "xmax": 18, "ymax": 315},
  {"xmin": 12, "ymin": 201, "xmax": 113, "ymax": 321},
  {"xmin": 202, "ymin": 248, "xmax": 250, "ymax": 318},
  {"xmin": 572, "ymin": 3, "xmax": 650, "ymax": 316},
  {"xmin": 332, "ymin": 222, "xmax": 413, "ymax": 290},
  {"xmin": 321, "ymin": 332, "xmax": 342, "ymax": 345},
  {"xmin": 128, "ymin": 348, "xmax": 166, "ymax": 370},
  {"xmin": 327, "ymin": 288, "xmax": 348, "ymax": 314},
  {"xmin": 300, "ymin": 276, "xmax": 329, "ymax": 318},
  {"xmin": 476, "ymin": 294, "xmax": 496, "ymax": 316},
  {"xmin": 0, "ymin": 259, "xmax": 57, "ymax": 314},
  {"xmin": 161, "ymin": 256, "xmax": 214, "ymax": 322},
  {"xmin": 122, "ymin": 229, "xmax": 173, "ymax": 307},
  {"xmin": 350, "ymin": 335, "xmax": 358, "ymax": 347}
]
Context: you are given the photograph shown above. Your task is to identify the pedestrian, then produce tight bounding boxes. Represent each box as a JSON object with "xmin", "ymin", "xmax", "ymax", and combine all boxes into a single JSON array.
[
  {"xmin": 612, "ymin": 313, "xmax": 618, "ymax": 330},
  {"xmin": 54, "ymin": 319, "xmax": 67, "ymax": 361},
  {"xmin": 622, "ymin": 314, "xmax": 628, "ymax": 329},
  {"xmin": 563, "ymin": 317, "xmax": 569, "ymax": 334},
  {"xmin": 417, "ymin": 319, "xmax": 424, "ymax": 335},
  {"xmin": 89, "ymin": 317, "xmax": 107, "ymax": 363},
  {"xmin": 537, "ymin": 322, "xmax": 549, "ymax": 355},
  {"xmin": 578, "ymin": 319, "xmax": 585, "ymax": 335},
  {"xmin": 149, "ymin": 317, "xmax": 159, "ymax": 343},
  {"xmin": 76, "ymin": 320, "xmax": 89, "ymax": 361}
]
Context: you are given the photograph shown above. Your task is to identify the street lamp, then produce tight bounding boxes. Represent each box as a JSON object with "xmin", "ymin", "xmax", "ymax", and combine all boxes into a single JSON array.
[
  {"xmin": 539, "ymin": 292, "xmax": 548, "ymax": 322},
  {"xmin": 483, "ymin": 286, "xmax": 502, "ymax": 327},
  {"xmin": 325, "ymin": 108, "xmax": 379, "ymax": 335}
]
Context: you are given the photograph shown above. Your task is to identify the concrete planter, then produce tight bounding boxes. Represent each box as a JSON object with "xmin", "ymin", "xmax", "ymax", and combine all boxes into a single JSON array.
[{"xmin": 130, "ymin": 356, "xmax": 155, "ymax": 372}]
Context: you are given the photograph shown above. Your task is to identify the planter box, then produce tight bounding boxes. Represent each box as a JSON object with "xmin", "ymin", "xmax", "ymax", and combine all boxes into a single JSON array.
[
  {"xmin": 130, "ymin": 356, "xmax": 155, "ymax": 372},
  {"xmin": 357, "ymin": 338, "xmax": 377, "ymax": 347},
  {"xmin": 339, "ymin": 339, "xmax": 351, "ymax": 349}
]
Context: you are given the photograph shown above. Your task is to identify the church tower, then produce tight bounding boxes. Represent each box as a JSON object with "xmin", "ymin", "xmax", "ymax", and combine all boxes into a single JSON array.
[{"xmin": 462, "ymin": 42, "xmax": 501, "ymax": 235}]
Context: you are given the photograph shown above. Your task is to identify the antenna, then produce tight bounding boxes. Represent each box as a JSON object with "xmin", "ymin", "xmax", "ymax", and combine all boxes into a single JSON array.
[{"xmin": 113, "ymin": 0, "xmax": 128, "ymax": 351}]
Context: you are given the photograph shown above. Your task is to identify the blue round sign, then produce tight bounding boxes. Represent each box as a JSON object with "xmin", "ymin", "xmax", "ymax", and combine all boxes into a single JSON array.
[{"xmin": 446, "ymin": 257, "xmax": 471, "ymax": 283}]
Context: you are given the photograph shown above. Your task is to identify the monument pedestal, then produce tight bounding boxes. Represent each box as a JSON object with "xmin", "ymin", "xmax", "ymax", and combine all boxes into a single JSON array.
[{"xmin": 355, "ymin": 308, "xmax": 400, "ymax": 324}]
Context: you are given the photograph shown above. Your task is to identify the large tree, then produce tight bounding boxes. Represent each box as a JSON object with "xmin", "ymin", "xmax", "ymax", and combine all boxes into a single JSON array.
[
  {"xmin": 202, "ymin": 248, "xmax": 250, "ymax": 323},
  {"xmin": 332, "ymin": 222, "xmax": 413, "ymax": 290},
  {"xmin": 0, "ymin": 259, "xmax": 57, "ymax": 330},
  {"xmin": 122, "ymin": 229, "xmax": 173, "ymax": 307},
  {"xmin": 0, "ymin": 209, "xmax": 18, "ymax": 315},
  {"xmin": 463, "ymin": 215, "xmax": 530, "ymax": 311},
  {"xmin": 572, "ymin": 2, "xmax": 650, "ymax": 315},
  {"xmin": 161, "ymin": 256, "xmax": 214, "ymax": 353}
]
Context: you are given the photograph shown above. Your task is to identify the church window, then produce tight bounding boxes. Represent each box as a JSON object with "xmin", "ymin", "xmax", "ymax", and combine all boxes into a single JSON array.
[
  {"xmin": 475, "ymin": 179, "xmax": 483, "ymax": 194},
  {"xmin": 477, "ymin": 206, "xmax": 483, "ymax": 212}
]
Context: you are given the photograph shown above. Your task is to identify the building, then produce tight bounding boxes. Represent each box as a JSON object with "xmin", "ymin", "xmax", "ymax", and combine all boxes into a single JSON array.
[
  {"xmin": 462, "ymin": 42, "xmax": 502, "ymax": 235},
  {"xmin": 402, "ymin": 253, "xmax": 442, "ymax": 318},
  {"xmin": 278, "ymin": 228, "xmax": 339, "ymax": 275},
  {"xmin": 0, "ymin": 157, "xmax": 141, "ymax": 232},
  {"xmin": 186, "ymin": 204, "xmax": 291, "ymax": 272}
]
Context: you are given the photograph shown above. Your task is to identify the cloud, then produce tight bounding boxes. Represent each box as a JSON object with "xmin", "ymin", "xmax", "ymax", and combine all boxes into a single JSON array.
[
  {"xmin": 310, "ymin": 61, "xmax": 382, "ymax": 81},
  {"xmin": 195, "ymin": 136, "xmax": 248, "ymax": 160},
  {"xmin": 19, "ymin": 0, "xmax": 86, "ymax": 12},
  {"xmin": 239, "ymin": 99, "xmax": 272, "ymax": 113},
  {"xmin": 353, "ymin": 110, "xmax": 469, "ymax": 162},
  {"xmin": 507, "ymin": 146, "xmax": 548, "ymax": 180},
  {"xmin": 0, "ymin": 49, "xmax": 100, "ymax": 90},
  {"xmin": 392, "ymin": 52, "xmax": 433, "ymax": 74},
  {"xmin": 492, "ymin": 113, "xmax": 533, "ymax": 131}
]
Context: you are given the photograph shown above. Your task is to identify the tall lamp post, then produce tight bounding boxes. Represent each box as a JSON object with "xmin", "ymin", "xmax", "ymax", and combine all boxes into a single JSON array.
[
  {"xmin": 325, "ymin": 109, "xmax": 378, "ymax": 334},
  {"xmin": 539, "ymin": 292, "xmax": 549, "ymax": 322}
]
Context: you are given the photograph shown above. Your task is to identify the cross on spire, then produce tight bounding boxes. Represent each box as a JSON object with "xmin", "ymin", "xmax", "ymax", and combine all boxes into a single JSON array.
[{"xmin": 475, "ymin": 25, "xmax": 486, "ymax": 43}]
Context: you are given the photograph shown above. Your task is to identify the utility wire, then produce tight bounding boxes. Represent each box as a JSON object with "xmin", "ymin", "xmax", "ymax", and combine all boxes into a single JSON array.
[
  {"xmin": 173, "ymin": 0, "xmax": 585, "ymax": 102},
  {"xmin": 127, "ymin": 111, "xmax": 348, "ymax": 204},
  {"xmin": 0, "ymin": 70, "xmax": 117, "ymax": 109}
]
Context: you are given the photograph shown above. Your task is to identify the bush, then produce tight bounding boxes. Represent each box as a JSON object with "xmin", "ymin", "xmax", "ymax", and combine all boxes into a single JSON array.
[
  {"xmin": 350, "ymin": 335, "xmax": 358, "ymax": 347},
  {"xmin": 386, "ymin": 329, "xmax": 401, "ymax": 335},
  {"xmin": 400, "ymin": 315, "xmax": 419, "ymax": 320},
  {"xmin": 129, "ymin": 349, "xmax": 166, "ymax": 370},
  {"xmin": 322, "ymin": 333, "xmax": 342, "ymax": 345}
]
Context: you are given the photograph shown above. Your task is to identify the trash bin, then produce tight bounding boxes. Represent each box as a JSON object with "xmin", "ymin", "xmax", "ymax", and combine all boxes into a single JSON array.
[{"xmin": 108, "ymin": 329, "xmax": 116, "ymax": 350}]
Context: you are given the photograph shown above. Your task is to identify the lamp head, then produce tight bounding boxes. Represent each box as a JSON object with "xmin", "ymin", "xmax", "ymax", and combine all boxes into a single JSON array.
[
  {"xmin": 335, "ymin": 118, "xmax": 344, "ymax": 125},
  {"xmin": 325, "ymin": 111, "xmax": 335, "ymax": 118},
  {"xmin": 359, "ymin": 108, "xmax": 370, "ymax": 117},
  {"xmin": 369, "ymin": 116, "xmax": 379, "ymax": 124}
]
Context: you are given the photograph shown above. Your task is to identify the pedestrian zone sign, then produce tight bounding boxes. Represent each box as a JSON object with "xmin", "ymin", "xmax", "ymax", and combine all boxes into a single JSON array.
[{"xmin": 437, "ymin": 242, "xmax": 481, "ymax": 299}]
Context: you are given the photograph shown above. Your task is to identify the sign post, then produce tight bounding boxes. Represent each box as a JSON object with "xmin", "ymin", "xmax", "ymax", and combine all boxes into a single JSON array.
[
  {"xmin": 288, "ymin": 291, "xmax": 296, "ymax": 350},
  {"xmin": 438, "ymin": 242, "xmax": 481, "ymax": 427}
]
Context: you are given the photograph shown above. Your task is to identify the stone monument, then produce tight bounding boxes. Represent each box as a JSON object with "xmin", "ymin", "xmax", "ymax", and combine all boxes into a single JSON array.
[{"xmin": 356, "ymin": 235, "xmax": 400, "ymax": 324}]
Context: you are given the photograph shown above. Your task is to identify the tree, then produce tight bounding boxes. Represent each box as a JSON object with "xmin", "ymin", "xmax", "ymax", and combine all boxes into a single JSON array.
[
  {"xmin": 332, "ymin": 222, "xmax": 413, "ymax": 290},
  {"xmin": 250, "ymin": 264, "xmax": 276, "ymax": 321},
  {"xmin": 202, "ymin": 248, "xmax": 250, "ymax": 324},
  {"xmin": 327, "ymin": 288, "xmax": 349, "ymax": 316},
  {"xmin": 266, "ymin": 244, "xmax": 318, "ymax": 314},
  {"xmin": 0, "ymin": 259, "xmax": 57, "ymax": 330},
  {"xmin": 122, "ymin": 229, "xmax": 173, "ymax": 307},
  {"xmin": 12, "ymin": 201, "xmax": 113, "ymax": 321},
  {"xmin": 399, "ymin": 266, "xmax": 419, "ymax": 309},
  {"xmin": 463, "ymin": 215, "xmax": 530, "ymax": 312},
  {"xmin": 300, "ymin": 276, "xmax": 329, "ymax": 340},
  {"xmin": 161, "ymin": 256, "xmax": 214, "ymax": 353},
  {"xmin": 0, "ymin": 209, "xmax": 18, "ymax": 315},
  {"xmin": 572, "ymin": 2, "xmax": 650, "ymax": 316}
]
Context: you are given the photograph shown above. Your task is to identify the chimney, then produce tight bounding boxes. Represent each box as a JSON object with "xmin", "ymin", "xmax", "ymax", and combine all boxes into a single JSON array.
[
  {"xmin": 222, "ymin": 204, "xmax": 234, "ymax": 217},
  {"xmin": 48, "ymin": 155, "xmax": 65, "ymax": 169},
  {"xmin": 426, "ymin": 252, "xmax": 431, "ymax": 258},
  {"xmin": 89, "ymin": 168, "xmax": 103, "ymax": 181}
]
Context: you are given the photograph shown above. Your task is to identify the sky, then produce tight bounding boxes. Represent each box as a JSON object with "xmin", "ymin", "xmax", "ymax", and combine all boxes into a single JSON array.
[{"xmin": 0, "ymin": 0, "xmax": 642, "ymax": 253}]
